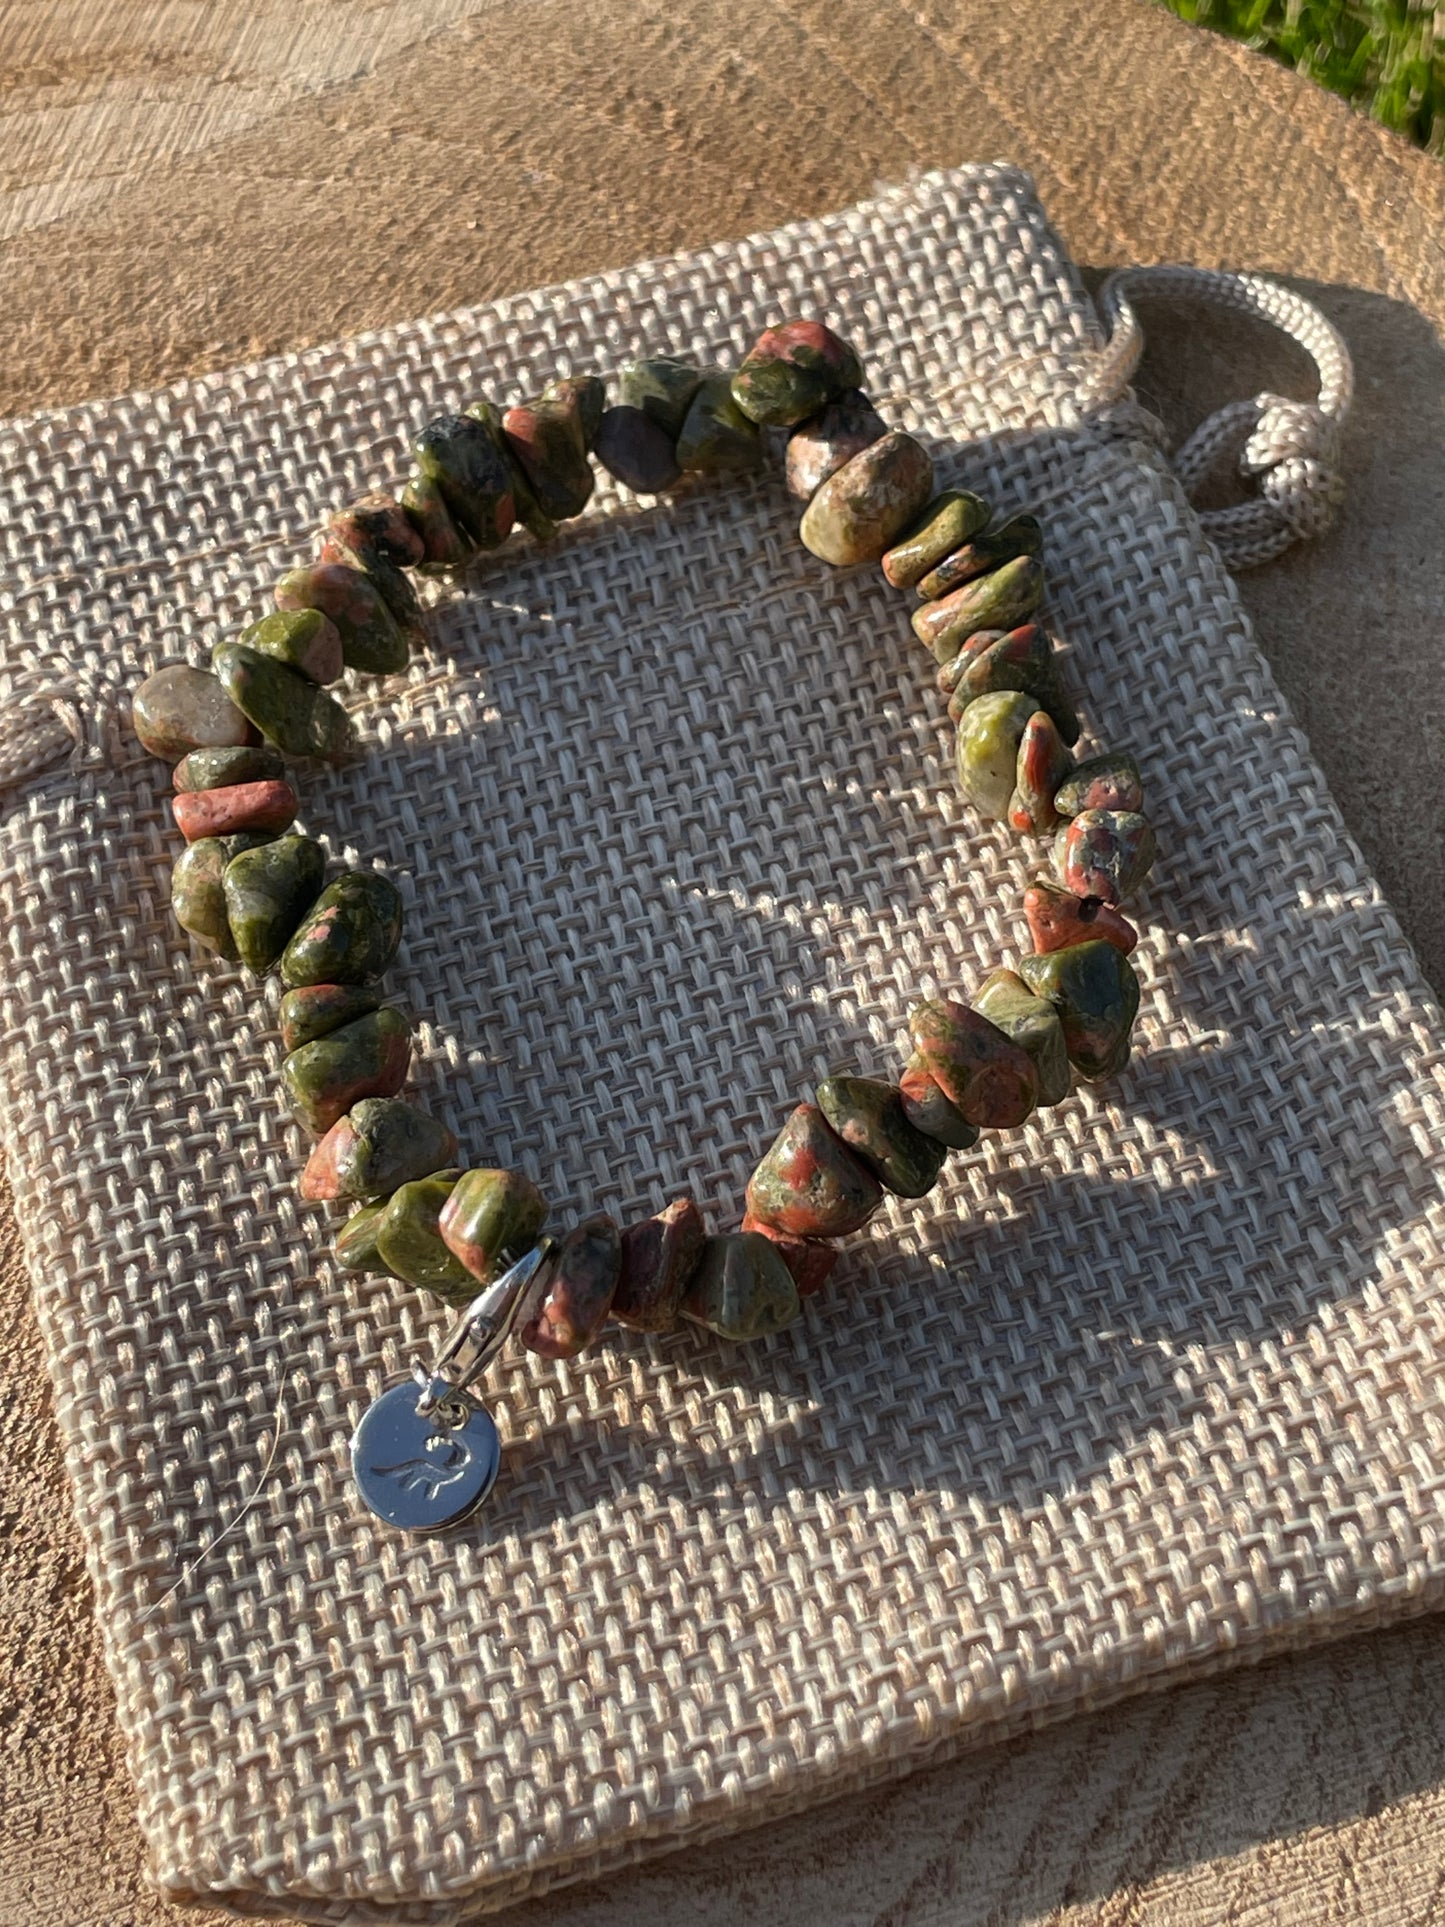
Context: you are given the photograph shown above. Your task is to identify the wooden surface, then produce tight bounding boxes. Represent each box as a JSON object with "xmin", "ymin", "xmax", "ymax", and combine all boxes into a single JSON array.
[{"xmin": 3, "ymin": 3, "xmax": 1445, "ymax": 1923}]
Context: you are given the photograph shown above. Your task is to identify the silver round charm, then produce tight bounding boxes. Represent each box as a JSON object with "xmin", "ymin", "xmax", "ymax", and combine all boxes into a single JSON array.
[{"xmin": 351, "ymin": 1380, "xmax": 501, "ymax": 1533}]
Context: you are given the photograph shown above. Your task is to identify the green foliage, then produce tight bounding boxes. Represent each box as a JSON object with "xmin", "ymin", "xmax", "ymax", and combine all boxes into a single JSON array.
[{"xmin": 1160, "ymin": 0, "xmax": 1443, "ymax": 152}]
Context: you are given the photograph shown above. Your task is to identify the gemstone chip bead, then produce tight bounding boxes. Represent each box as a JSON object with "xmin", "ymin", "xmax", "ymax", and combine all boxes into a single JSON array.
[
  {"xmin": 281, "ymin": 1007, "xmax": 412, "ymax": 1134},
  {"xmin": 1018, "ymin": 940, "xmax": 1141, "ymax": 1081},
  {"xmin": 223, "ymin": 834, "xmax": 325, "ymax": 973},
  {"xmin": 908, "ymin": 999, "xmax": 1039, "ymax": 1129},
  {"xmin": 1054, "ymin": 809, "xmax": 1156, "ymax": 904},
  {"xmin": 612, "ymin": 1196, "xmax": 706, "ymax": 1332},
  {"xmin": 521, "ymin": 1214, "xmax": 621, "ymax": 1358},
  {"xmin": 279, "ymin": 873, "xmax": 403, "ymax": 987},
  {"xmin": 730, "ymin": 320, "xmax": 862, "ymax": 427},
  {"xmin": 681, "ymin": 1232, "xmax": 801, "ymax": 1338},
  {"xmin": 301, "ymin": 1098, "xmax": 457, "ymax": 1202},
  {"xmin": 784, "ymin": 391, "xmax": 887, "ymax": 502},
  {"xmin": 438, "ymin": 1168, "xmax": 549, "ymax": 1283},
  {"xmin": 132, "ymin": 665, "xmax": 258, "ymax": 762},
  {"xmin": 814, "ymin": 1074, "xmax": 947, "ymax": 1197},
  {"xmin": 744, "ymin": 1102, "xmax": 883, "ymax": 1237},
  {"xmin": 798, "ymin": 432, "xmax": 935, "ymax": 567},
  {"xmin": 881, "ymin": 491, "xmax": 992, "ymax": 590}
]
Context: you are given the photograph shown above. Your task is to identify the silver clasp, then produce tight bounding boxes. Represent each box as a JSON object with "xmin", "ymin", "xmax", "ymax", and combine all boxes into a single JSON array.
[{"xmin": 412, "ymin": 1239, "xmax": 556, "ymax": 1420}]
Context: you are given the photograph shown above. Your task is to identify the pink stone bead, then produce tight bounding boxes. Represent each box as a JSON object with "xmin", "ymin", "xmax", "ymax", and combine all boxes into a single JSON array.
[
  {"xmin": 1024, "ymin": 880, "xmax": 1139, "ymax": 957},
  {"xmin": 171, "ymin": 779, "xmax": 298, "ymax": 843},
  {"xmin": 522, "ymin": 1214, "xmax": 621, "ymax": 1359}
]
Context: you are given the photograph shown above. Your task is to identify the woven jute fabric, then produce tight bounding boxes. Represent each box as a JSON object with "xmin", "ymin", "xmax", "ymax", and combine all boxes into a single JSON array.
[{"xmin": 3, "ymin": 163, "xmax": 1445, "ymax": 1922}]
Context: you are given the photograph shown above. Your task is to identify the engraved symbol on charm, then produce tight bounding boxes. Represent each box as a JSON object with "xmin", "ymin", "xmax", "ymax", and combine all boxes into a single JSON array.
[
  {"xmin": 351, "ymin": 1240, "xmax": 556, "ymax": 1534},
  {"xmin": 373, "ymin": 1432, "xmax": 474, "ymax": 1496}
]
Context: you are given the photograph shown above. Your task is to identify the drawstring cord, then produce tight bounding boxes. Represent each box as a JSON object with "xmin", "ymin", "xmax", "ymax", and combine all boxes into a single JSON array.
[{"xmin": 1090, "ymin": 265, "xmax": 1354, "ymax": 570}]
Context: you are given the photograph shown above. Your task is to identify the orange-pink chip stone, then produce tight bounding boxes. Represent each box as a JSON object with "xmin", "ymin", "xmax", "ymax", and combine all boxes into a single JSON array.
[
  {"xmin": 172, "ymin": 778, "xmax": 298, "ymax": 843},
  {"xmin": 1024, "ymin": 881, "xmax": 1139, "ymax": 957}
]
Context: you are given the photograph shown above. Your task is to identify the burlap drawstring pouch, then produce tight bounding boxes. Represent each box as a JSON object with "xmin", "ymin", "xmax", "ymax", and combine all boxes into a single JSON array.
[{"xmin": 2, "ymin": 164, "xmax": 1440, "ymax": 1924}]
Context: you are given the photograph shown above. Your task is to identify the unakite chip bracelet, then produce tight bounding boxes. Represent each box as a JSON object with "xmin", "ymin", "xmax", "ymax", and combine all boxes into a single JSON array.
[{"xmin": 132, "ymin": 316, "xmax": 1155, "ymax": 1532}]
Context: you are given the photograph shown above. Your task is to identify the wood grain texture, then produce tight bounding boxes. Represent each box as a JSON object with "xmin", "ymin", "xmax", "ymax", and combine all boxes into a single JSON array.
[{"xmin": 1, "ymin": 2, "xmax": 1444, "ymax": 1924}]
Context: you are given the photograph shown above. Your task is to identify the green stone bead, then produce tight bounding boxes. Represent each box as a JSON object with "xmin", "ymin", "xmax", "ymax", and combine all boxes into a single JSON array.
[
  {"xmin": 279, "ymin": 872, "xmax": 404, "ymax": 987},
  {"xmin": 681, "ymin": 1232, "xmax": 801, "ymax": 1338},
  {"xmin": 301, "ymin": 1097, "xmax": 457, "ymax": 1201},
  {"xmin": 915, "ymin": 514, "xmax": 1043, "ymax": 600},
  {"xmin": 730, "ymin": 320, "xmax": 862, "ymax": 427},
  {"xmin": 401, "ymin": 470, "xmax": 476, "ymax": 572},
  {"xmin": 219, "ymin": 831, "xmax": 277, "ymax": 859},
  {"xmin": 132, "ymin": 664, "xmax": 258, "ymax": 762},
  {"xmin": 733, "ymin": 360, "xmax": 826, "ymax": 428},
  {"xmin": 898, "ymin": 1052, "xmax": 980, "ymax": 1149},
  {"xmin": 674, "ymin": 373, "xmax": 763, "ymax": 475},
  {"xmin": 618, "ymin": 357, "xmax": 703, "ymax": 439},
  {"xmin": 278, "ymin": 982, "xmax": 382, "ymax": 1051},
  {"xmin": 744, "ymin": 1102, "xmax": 882, "ymax": 1237},
  {"xmin": 324, "ymin": 493, "xmax": 425, "ymax": 568},
  {"xmin": 414, "ymin": 412, "xmax": 517, "ymax": 549},
  {"xmin": 371, "ymin": 552, "xmax": 425, "ymax": 640},
  {"xmin": 273, "ymin": 563, "xmax": 408, "ymax": 676},
  {"xmin": 503, "ymin": 393, "xmax": 594, "ymax": 522},
  {"xmin": 798, "ymin": 432, "xmax": 934, "ymax": 567},
  {"xmin": 281, "ymin": 1006, "xmax": 412, "ymax": 1134},
  {"xmin": 911, "ymin": 555, "xmax": 1045, "ymax": 662},
  {"xmin": 173, "ymin": 744, "xmax": 286, "ymax": 793},
  {"xmin": 222, "ymin": 835, "xmax": 325, "ymax": 974},
  {"xmin": 1018, "ymin": 940, "xmax": 1141, "ymax": 1081},
  {"xmin": 1053, "ymin": 753, "xmax": 1145, "ymax": 818},
  {"xmin": 594, "ymin": 408, "xmax": 682, "ymax": 494},
  {"xmin": 739, "ymin": 1216, "xmax": 839, "ymax": 1297},
  {"xmin": 376, "ymin": 1172, "xmax": 475, "ymax": 1298},
  {"xmin": 936, "ymin": 637, "xmax": 1000, "ymax": 701},
  {"xmin": 239, "ymin": 608, "xmax": 344, "ymax": 685},
  {"xmin": 335, "ymin": 1198, "xmax": 399, "ymax": 1277},
  {"xmin": 972, "ymin": 968, "xmax": 1071, "ymax": 1106},
  {"xmin": 464, "ymin": 399, "xmax": 556, "ymax": 542},
  {"xmin": 1054, "ymin": 809, "xmax": 1156, "ymax": 904},
  {"xmin": 212, "ymin": 642, "xmax": 354, "ymax": 763},
  {"xmin": 815, "ymin": 1074, "xmax": 947, "ymax": 1197},
  {"xmin": 613, "ymin": 1197, "xmax": 706, "ymax": 1332},
  {"xmin": 437, "ymin": 1167, "xmax": 549, "ymax": 1282},
  {"xmin": 170, "ymin": 838, "xmax": 238, "ymax": 959},
  {"xmin": 784, "ymin": 391, "xmax": 887, "ymax": 502},
  {"xmin": 943, "ymin": 624, "xmax": 1080, "ymax": 745},
  {"xmin": 881, "ymin": 491, "xmax": 993, "ymax": 589},
  {"xmin": 956, "ymin": 688, "xmax": 1038, "ymax": 820}
]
